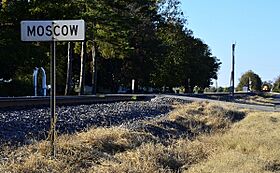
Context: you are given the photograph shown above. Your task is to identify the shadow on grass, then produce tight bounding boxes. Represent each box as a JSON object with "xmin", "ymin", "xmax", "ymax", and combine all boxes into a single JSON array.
[{"xmin": 140, "ymin": 104, "xmax": 246, "ymax": 142}]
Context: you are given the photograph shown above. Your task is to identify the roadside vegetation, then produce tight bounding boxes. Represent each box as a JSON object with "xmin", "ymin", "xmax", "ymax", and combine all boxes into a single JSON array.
[
  {"xmin": 0, "ymin": 101, "xmax": 246, "ymax": 172},
  {"xmin": 2, "ymin": 101, "xmax": 280, "ymax": 173}
]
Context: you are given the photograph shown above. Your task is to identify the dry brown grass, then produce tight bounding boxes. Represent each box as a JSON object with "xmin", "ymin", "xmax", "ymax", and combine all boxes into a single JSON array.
[
  {"xmin": 91, "ymin": 139, "xmax": 213, "ymax": 173},
  {"xmin": 0, "ymin": 128, "xmax": 154, "ymax": 173},
  {"xmin": 185, "ymin": 111, "xmax": 280, "ymax": 173},
  {"xmin": 236, "ymin": 95, "xmax": 275, "ymax": 106},
  {"xmin": 0, "ymin": 102, "xmax": 247, "ymax": 173},
  {"xmin": 142, "ymin": 102, "xmax": 245, "ymax": 139}
]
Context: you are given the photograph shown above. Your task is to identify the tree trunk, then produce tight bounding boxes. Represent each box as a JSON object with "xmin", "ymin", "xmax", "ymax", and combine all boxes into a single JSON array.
[
  {"xmin": 78, "ymin": 41, "xmax": 86, "ymax": 95},
  {"xmin": 184, "ymin": 78, "xmax": 191, "ymax": 93},
  {"xmin": 64, "ymin": 42, "xmax": 74, "ymax": 95},
  {"xmin": 91, "ymin": 38, "xmax": 97, "ymax": 95}
]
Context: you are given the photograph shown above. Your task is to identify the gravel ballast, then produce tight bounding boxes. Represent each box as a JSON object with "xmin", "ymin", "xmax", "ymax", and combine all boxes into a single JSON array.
[{"xmin": 0, "ymin": 97, "xmax": 188, "ymax": 145}]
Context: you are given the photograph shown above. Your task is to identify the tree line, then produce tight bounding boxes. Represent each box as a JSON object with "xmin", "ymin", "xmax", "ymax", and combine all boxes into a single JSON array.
[
  {"xmin": 0, "ymin": 0, "xmax": 221, "ymax": 96},
  {"xmin": 235, "ymin": 70, "xmax": 280, "ymax": 93},
  {"xmin": 204, "ymin": 70, "xmax": 280, "ymax": 93}
]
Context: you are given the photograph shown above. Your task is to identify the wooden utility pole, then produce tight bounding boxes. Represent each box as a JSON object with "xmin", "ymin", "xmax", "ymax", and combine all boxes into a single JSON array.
[{"xmin": 230, "ymin": 43, "xmax": 236, "ymax": 98}]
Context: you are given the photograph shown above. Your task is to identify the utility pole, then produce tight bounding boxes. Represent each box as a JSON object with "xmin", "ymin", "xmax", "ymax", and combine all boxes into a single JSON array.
[{"xmin": 230, "ymin": 43, "xmax": 236, "ymax": 98}]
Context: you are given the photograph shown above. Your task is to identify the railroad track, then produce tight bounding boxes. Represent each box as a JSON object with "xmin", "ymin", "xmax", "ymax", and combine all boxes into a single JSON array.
[
  {"xmin": 1, "ymin": 93, "xmax": 279, "ymax": 112},
  {"xmin": 0, "ymin": 94, "xmax": 155, "ymax": 108}
]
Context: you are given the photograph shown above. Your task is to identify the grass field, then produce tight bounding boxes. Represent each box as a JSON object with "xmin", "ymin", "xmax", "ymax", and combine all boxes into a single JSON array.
[
  {"xmin": 185, "ymin": 110, "xmax": 280, "ymax": 173},
  {"xmin": 0, "ymin": 101, "xmax": 279, "ymax": 172}
]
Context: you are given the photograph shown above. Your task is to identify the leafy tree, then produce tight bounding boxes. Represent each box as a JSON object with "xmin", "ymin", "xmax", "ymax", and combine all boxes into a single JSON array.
[
  {"xmin": 0, "ymin": 0, "xmax": 222, "ymax": 96},
  {"xmin": 204, "ymin": 87, "xmax": 217, "ymax": 93},
  {"xmin": 0, "ymin": 0, "xmax": 50, "ymax": 96},
  {"xmin": 186, "ymin": 38, "xmax": 220, "ymax": 91},
  {"xmin": 236, "ymin": 70, "xmax": 262, "ymax": 92},
  {"xmin": 153, "ymin": 21, "xmax": 220, "ymax": 92},
  {"xmin": 272, "ymin": 77, "xmax": 280, "ymax": 93},
  {"xmin": 217, "ymin": 87, "xmax": 224, "ymax": 92},
  {"xmin": 223, "ymin": 87, "xmax": 230, "ymax": 92}
]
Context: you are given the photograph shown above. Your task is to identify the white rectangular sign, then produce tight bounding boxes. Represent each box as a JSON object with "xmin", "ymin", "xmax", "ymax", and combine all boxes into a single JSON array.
[{"xmin": 21, "ymin": 20, "xmax": 85, "ymax": 41}]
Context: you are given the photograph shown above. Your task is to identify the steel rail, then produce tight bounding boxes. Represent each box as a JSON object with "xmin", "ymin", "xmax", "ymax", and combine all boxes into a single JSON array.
[{"xmin": 0, "ymin": 94, "xmax": 155, "ymax": 108}]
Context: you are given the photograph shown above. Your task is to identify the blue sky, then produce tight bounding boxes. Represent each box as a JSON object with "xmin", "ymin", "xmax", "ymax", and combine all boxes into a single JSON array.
[{"xmin": 181, "ymin": 1, "xmax": 280, "ymax": 87}]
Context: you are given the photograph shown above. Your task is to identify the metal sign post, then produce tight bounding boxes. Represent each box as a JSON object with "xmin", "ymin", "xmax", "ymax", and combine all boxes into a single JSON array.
[
  {"xmin": 50, "ymin": 40, "xmax": 56, "ymax": 157},
  {"xmin": 21, "ymin": 20, "xmax": 85, "ymax": 158}
]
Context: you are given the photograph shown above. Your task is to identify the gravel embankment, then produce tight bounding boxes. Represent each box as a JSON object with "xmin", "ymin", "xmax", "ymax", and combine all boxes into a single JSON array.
[{"xmin": 0, "ymin": 97, "xmax": 187, "ymax": 145}]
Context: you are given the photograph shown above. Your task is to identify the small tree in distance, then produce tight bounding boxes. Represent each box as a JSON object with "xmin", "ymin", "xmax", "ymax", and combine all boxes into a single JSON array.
[
  {"xmin": 272, "ymin": 76, "xmax": 280, "ymax": 93},
  {"xmin": 236, "ymin": 70, "xmax": 262, "ymax": 92}
]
